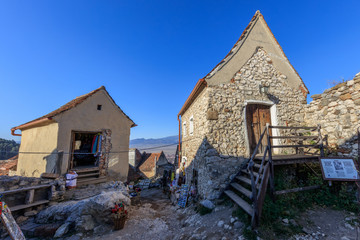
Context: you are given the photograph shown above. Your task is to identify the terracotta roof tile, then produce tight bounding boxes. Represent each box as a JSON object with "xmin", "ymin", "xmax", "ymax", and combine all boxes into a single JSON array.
[
  {"xmin": 138, "ymin": 152, "xmax": 162, "ymax": 172},
  {"xmin": 0, "ymin": 155, "xmax": 18, "ymax": 176}
]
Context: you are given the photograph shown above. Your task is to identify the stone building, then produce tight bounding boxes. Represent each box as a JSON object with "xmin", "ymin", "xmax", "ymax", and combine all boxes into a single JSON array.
[
  {"xmin": 305, "ymin": 73, "xmax": 360, "ymax": 157},
  {"xmin": 11, "ymin": 86, "xmax": 136, "ymax": 181},
  {"xmin": 178, "ymin": 11, "xmax": 309, "ymax": 200}
]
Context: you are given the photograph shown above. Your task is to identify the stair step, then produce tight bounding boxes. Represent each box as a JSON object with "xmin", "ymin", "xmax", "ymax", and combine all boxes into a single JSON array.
[
  {"xmin": 241, "ymin": 169, "xmax": 259, "ymax": 177},
  {"xmin": 77, "ymin": 172, "xmax": 100, "ymax": 178},
  {"xmin": 254, "ymin": 163, "xmax": 261, "ymax": 168},
  {"xmin": 236, "ymin": 176, "xmax": 252, "ymax": 185},
  {"xmin": 77, "ymin": 176, "xmax": 107, "ymax": 186},
  {"xmin": 231, "ymin": 183, "xmax": 252, "ymax": 199},
  {"xmin": 71, "ymin": 167, "xmax": 99, "ymax": 174},
  {"xmin": 236, "ymin": 176, "xmax": 259, "ymax": 188},
  {"xmin": 224, "ymin": 190, "xmax": 253, "ymax": 216}
]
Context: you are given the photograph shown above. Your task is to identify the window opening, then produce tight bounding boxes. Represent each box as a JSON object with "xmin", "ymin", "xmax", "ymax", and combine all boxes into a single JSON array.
[
  {"xmin": 97, "ymin": 105, "xmax": 102, "ymax": 110},
  {"xmin": 189, "ymin": 116, "xmax": 194, "ymax": 136},
  {"xmin": 183, "ymin": 121, "xmax": 187, "ymax": 137}
]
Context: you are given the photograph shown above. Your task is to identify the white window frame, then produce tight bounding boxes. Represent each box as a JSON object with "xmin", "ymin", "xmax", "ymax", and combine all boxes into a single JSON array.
[
  {"xmin": 189, "ymin": 116, "xmax": 194, "ymax": 136},
  {"xmin": 183, "ymin": 121, "xmax": 187, "ymax": 137}
]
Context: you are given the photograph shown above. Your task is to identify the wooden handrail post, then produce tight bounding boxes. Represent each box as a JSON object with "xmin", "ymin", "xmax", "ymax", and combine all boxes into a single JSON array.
[
  {"xmin": 266, "ymin": 123, "xmax": 275, "ymax": 200},
  {"xmin": 317, "ymin": 124, "xmax": 325, "ymax": 157}
]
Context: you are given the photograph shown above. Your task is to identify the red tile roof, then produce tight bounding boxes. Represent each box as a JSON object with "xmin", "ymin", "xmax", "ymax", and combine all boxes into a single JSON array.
[
  {"xmin": 12, "ymin": 86, "xmax": 136, "ymax": 134},
  {"xmin": 0, "ymin": 155, "xmax": 18, "ymax": 176},
  {"xmin": 138, "ymin": 152, "xmax": 162, "ymax": 172}
]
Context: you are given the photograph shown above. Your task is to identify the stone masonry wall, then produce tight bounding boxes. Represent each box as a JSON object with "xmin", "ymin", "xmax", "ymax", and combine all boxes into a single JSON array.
[
  {"xmin": 182, "ymin": 48, "xmax": 308, "ymax": 200},
  {"xmin": 0, "ymin": 175, "xmax": 66, "ymax": 201},
  {"xmin": 304, "ymin": 73, "xmax": 360, "ymax": 157},
  {"xmin": 207, "ymin": 48, "xmax": 307, "ymax": 157}
]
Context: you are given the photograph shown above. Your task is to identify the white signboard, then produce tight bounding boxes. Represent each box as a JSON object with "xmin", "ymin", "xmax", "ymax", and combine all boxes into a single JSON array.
[{"xmin": 320, "ymin": 158, "xmax": 359, "ymax": 181}]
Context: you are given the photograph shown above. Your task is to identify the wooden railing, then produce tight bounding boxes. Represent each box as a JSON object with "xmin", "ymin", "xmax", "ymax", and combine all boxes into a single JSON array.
[
  {"xmin": 246, "ymin": 124, "xmax": 324, "ymax": 227},
  {"xmin": 247, "ymin": 123, "xmax": 273, "ymax": 227},
  {"xmin": 269, "ymin": 124, "xmax": 325, "ymax": 157}
]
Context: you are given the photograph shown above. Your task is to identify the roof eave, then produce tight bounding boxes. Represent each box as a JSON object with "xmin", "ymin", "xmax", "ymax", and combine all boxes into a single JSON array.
[
  {"xmin": 178, "ymin": 78, "xmax": 207, "ymax": 116},
  {"xmin": 11, "ymin": 117, "xmax": 53, "ymax": 136}
]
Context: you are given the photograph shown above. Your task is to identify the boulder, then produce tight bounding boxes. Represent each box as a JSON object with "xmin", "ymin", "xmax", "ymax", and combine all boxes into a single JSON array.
[
  {"xmin": 54, "ymin": 222, "xmax": 71, "ymax": 238},
  {"xmin": 36, "ymin": 181, "xmax": 130, "ymax": 233},
  {"xmin": 200, "ymin": 199, "xmax": 215, "ymax": 210}
]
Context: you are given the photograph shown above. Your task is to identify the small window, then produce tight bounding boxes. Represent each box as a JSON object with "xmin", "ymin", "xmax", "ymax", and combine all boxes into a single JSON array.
[
  {"xmin": 189, "ymin": 116, "xmax": 194, "ymax": 136},
  {"xmin": 97, "ymin": 105, "xmax": 102, "ymax": 110},
  {"xmin": 183, "ymin": 121, "xmax": 186, "ymax": 137}
]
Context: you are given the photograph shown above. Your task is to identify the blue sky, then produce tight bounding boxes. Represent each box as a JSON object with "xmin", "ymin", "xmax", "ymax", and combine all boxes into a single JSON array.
[{"xmin": 1, "ymin": 1, "xmax": 359, "ymax": 141}]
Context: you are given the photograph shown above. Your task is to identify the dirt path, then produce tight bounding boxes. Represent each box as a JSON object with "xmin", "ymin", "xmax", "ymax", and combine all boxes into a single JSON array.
[
  {"xmin": 80, "ymin": 188, "xmax": 359, "ymax": 240},
  {"xmin": 84, "ymin": 188, "xmax": 244, "ymax": 240},
  {"xmin": 292, "ymin": 206, "xmax": 359, "ymax": 240}
]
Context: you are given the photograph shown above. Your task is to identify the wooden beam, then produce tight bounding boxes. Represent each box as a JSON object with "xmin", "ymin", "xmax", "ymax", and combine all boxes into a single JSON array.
[
  {"xmin": 0, "ymin": 184, "xmax": 52, "ymax": 195},
  {"xmin": 25, "ymin": 189, "xmax": 35, "ymax": 204},
  {"xmin": 269, "ymin": 126, "xmax": 317, "ymax": 130},
  {"xmin": 272, "ymin": 144, "xmax": 319, "ymax": 148},
  {"xmin": 274, "ymin": 185, "xmax": 320, "ymax": 195},
  {"xmin": 270, "ymin": 136, "xmax": 318, "ymax": 140}
]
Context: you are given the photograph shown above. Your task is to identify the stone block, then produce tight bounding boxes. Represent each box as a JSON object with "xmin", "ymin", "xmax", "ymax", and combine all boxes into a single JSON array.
[
  {"xmin": 207, "ymin": 110, "xmax": 218, "ymax": 120},
  {"xmin": 339, "ymin": 93, "xmax": 352, "ymax": 101}
]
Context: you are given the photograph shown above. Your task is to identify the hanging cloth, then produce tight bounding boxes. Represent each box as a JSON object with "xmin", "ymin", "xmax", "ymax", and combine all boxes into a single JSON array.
[
  {"xmin": 91, "ymin": 135, "xmax": 97, "ymax": 151},
  {"xmin": 92, "ymin": 135, "xmax": 99, "ymax": 154}
]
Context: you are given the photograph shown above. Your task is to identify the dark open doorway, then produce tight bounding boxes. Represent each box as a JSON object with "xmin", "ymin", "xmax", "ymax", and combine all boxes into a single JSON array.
[
  {"xmin": 246, "ymin": 104, "xmax": 272, "ymax": 154},
  {"xmin": 70, "ymin": 131, "xmax": 102, "ymax": 169}
]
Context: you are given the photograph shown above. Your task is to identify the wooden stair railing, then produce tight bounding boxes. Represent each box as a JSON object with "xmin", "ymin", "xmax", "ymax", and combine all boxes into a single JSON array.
[{"xmin": 225, "ymin": 124, "xmax": 325, "ymax": 228}]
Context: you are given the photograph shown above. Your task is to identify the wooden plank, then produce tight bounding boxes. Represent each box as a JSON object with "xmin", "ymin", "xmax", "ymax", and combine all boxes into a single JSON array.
[
  {"xmin": 272, "ymin": 144, "xmax": 319, "ymax": 148},
  {"xmin": 224, "ymin": 190, "xmax": 252, "ymax": 216},
  {"xmin": 256, "ymin": 164, "xmax": 270, "ymax": 223},
  {"xmin": 236, "ymin": 176, "xmax": 252, "ymax": 186},
  {"xmin": 274, "ymin": 185, "xmax": 321, "ymax": 195},
  {"xmin": 77, "ymin": 176, "xmax": 107, "ymax": 186},
  {"xmin": 71, "ymin": 167, "xmax": 99, "ymax": 173},
  {"xmin": 241, "ymin": 169, "xmax": 259, "ymax": 178},
  {"xmin": 10, "ymin": 200, "xmax": 49, "ymax": 212},
  {"xmin": 25, "ymin": 189, "xmax": 35, "ymax": 204},
  {"xmin": 270, "ymin": 136, "xmax": 318, "ymax": 140},
  {"xmin": 77, "ymin": 172, "xmax": 100, "ymax": 178},
  {"xmin": 231, "ymin": 183, "xmax": 252, "ymax": 199},
  {"xmin": 269, "ymin": 126, "xmax": 317, "ymax": 130},
  {"xmin": 0, "ymin": 184, "xmax": 52, "ymax": 195},
  {"xmin": 1, "ymin": 201, "xmax": 26, "ymax": 239}
]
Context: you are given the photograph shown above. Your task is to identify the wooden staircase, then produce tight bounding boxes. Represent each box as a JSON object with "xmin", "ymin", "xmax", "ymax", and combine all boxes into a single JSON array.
[
  {"xmin": 225, "ymin": 124, "xmax": 325, "ymax": 227},
  {"xmin": 71, "ymin": 167, "xmax": 107, "ymax": 186}
]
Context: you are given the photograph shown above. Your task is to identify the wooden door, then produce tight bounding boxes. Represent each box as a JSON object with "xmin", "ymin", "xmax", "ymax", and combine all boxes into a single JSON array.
[{"xmin": 246, "ymin": 104, "xmax": 271, "ymax": 154}]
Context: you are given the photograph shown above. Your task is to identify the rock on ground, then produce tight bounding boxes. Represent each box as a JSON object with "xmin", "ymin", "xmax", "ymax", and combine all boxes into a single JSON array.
[{"xmin": 36, "ymin": 181, "xmax": 130, "ymax": 235}]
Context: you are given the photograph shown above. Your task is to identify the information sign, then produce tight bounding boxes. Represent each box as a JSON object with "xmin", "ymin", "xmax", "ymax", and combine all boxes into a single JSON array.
[{"xmin": 320, "ymin": 158, "xmax": 359, "ymax": 181}]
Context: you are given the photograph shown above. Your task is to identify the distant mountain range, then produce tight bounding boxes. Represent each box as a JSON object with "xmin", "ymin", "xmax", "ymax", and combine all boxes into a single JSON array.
[{"xmin": 130, "ymin": 135, "xmax": 178, "ymax": 162}]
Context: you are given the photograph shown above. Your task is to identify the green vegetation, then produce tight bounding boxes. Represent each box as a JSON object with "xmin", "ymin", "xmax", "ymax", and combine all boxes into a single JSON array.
[
  {"xmin": 232, "ymin": 164, "xmax": 359, "ymax": 240},
  {"xmin": 0, "ymin": 138, "xmax": 19, "ymax": 160}
]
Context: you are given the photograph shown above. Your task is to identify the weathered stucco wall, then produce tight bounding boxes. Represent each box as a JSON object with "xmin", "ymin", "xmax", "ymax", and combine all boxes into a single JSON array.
[
  {"xmin": 305, "ymin": 73, "xmax": 360, "ymax": 157},
  {"xmin": 56, "ymin": 90, "xmax": 133, "ymax": 181},
  {"xmin": 16, "ymin": 122, "xmax": 59, "ymax": 177},
  {"xmin": 181, "ymin": 48, "xmax": 307, "ymax": 200}
]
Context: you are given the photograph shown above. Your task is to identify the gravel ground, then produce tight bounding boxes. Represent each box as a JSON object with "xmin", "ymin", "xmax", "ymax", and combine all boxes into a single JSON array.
[{"xmin": 84, "ymin": 188, "xmax": 245, "ymax": 240}]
